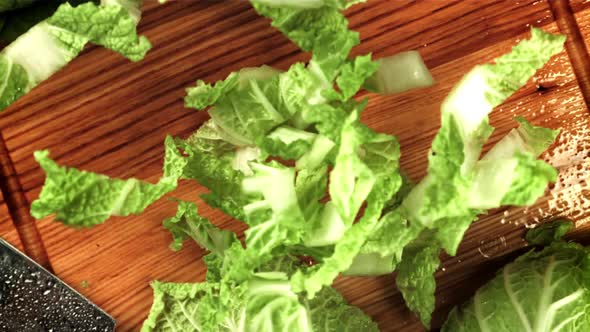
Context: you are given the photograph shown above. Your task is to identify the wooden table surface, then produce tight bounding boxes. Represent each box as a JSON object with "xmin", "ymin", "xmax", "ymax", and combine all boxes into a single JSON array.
[{"xmin": 1, "ymin": 0, "xmax": 590, "ymax": 331}]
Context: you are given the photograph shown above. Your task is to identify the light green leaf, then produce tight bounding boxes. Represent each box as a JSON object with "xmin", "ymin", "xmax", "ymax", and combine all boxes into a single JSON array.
[
  {"xmin": 141, "ymin": 282, "xmax": 217, "ymax": 332},
  {"xmin": 47, "ymin": 2, "xmax": 150, "ymax": 61},
  {"xmin": 343, "ymin": 252, "xmax": 396, "ymax": 276},
  {"xmin": 222, "ymin": 162, "xmax": 309, "ymax": 283},
  {"xmin": 250, "ymin": 1, "xmax": 358, "ymax": 53},
  {"xmin": 31, "ymin": 136, "xmax": 184, "ymax": 226},
  {"xmin": 260, "ymin": 126, "xmax": 316, "ymax": 160},
  {"xmin": 187, "ymin": 69, "xmax": 292, "ymax": 146},
  {"xmin": 329, "ymin": 113, "xmax": 376, "ymax": 225},
  {"xmin": 296, "ymin": 135, "xmax": 336, "ymax": 170},
  {"xmin": 185, "ymin": 73, "xmax": 239, "ymax": 110},
  {"xmin": 396, "ymin": 244, "xmax": 440, "ymax": 328},
  {"xmin": 364, "ymin": 51, "xmax": 435, "ymax": 94},
  {"xmin": 432, "ymin": 214, "xmax": 477, "ymax": 257},
  {"xmin": 308, "ymin": 287, "xmax": 379, "ymax": 332},
  {"xmin": 246, "ymin": 276, "xmax": 313, "ymax": 332},
  {"xmin": 331, "ymin": 54, "xmax": 379, "ymax": 100},
  {"xmin": 242, "ymin": 162, "xmax": 305, "ymax": 251},
  {"xmin": 0, "ymin": 0, "xmax": 149, "ymax": 111},
  {"xmin": 468, "ymin": 117, "xmax": 559, "ymax": 210},
  {"xmin": 175, "ymin": 123, "xmax": 252, "ymax": 220},
  {"xmin": 304, "ymin": 201, "xmax": 346, "ymax": 247},
  {"xmin": 294, "ymin": 114, "xmax": 403, "ymax": 295},
  {"xmin": 514, "ymin": 116, "xmax": 560, "ymax": 156},
  {"xmin": 291, "ymin": 208, "xmax": 378, "ymax": 298},
  {"xmin": 403, "ymin": 28, "xmax": 565, "ymax": 228},
  {"xmin": 163, "ymin": 200, "xmax": 237, "ymax": 254},
  {"xmin": 468, "ymin": 152, "xmax": 557, "ymax": 210},
  {"xmin": 360, "ymin": 210, "xmax": 422, "ymax": 261},
  {"xmin": 295, "ymin": 166, "xmax": 327, "ymax": 222},
  {"xmin": 142, "ymin": 281, "xmax": 247, "ymax": 332},
  {"xmin": 442, "ymin": 242, "xmax": 590, "ymax": 332}
]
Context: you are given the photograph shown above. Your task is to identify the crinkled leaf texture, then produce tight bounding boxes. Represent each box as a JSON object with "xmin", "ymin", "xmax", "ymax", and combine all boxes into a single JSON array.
[
  {"xmin": 141, "ymin": 282, "xmax": 224, "ymax": 332},
  {"xmin": 0, "ymin": 0, "xmax": 150, "ymax": 111},
  {"xmin": 443, "ymin": 241, "xmax": 590, "ymax": 332},
  {"xmin": 141, "ymin": 280, "xmax": 378, "ymax": 332},
  {"xmin": 395, "ymin": 244, "xmax": 440, "ymax": 328},
  {"xmin": 356, "ymin": 28, "xmax": 564, "ymax": 328},
  {"xmin": 526, "ymin": 219, "xmax": 574, "ymax": 246},
  {"xmin": 30, "ymin": 136, "xmax": 185, "ymax": 227},
  {"xmin": 163, "ymin": 200, "xmax": 237, "ymax": 255}
]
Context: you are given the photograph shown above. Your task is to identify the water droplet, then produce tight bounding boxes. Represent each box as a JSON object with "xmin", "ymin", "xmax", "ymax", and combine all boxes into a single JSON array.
[{"xmin": 478, "ymin": 236, "xmax": 507, "ymax": 258}]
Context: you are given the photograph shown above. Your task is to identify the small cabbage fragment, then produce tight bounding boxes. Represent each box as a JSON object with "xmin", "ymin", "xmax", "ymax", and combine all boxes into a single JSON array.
[
  {"xmin": 246, "ymin": 275, "xmax": 313, "ymax": 332},
  {"xmin": 354, "ymin": 28, "xmax": 564, "ymax": 328},
  {"xmin": 396, "ymin": 244, "xmax": 440, "ymax": 328},
  {"xmin": 174, "ymin": 121, "xmax": 255, "ymax": 220},
  {"xmin": 364, "ymin": 51, "xmax": 435, "ymax": 94},
  {"xmin": 308, "ymin": 287, "xmax": 379, "ymax": 331},
  {"xmin": 291, "ymin": 114, "xmax": 401, "ymax": 298},
  {"xmin": 0, "ymin": 0, "xmax": 150, "ymax": 111},
  {"xmin": 30, "ymin": 136, "xmax": 184, "ymax": 226},
  {"xmin": 525, "ymin": 219, "xmax": 574, "ymax": 246},
  {"xmin": 142, "ymin": 278, "xmax": 377, "ymax": 332},
  {"xmin": 164, "ymin": 200, "xmax": 236, "ymax": 254}
]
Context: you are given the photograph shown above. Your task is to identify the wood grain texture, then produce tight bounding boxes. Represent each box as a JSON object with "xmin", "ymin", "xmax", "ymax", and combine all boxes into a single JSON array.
[
  {"xmin": 0, "ymin": 0, "xmax": 589, "ymax": 331},
  {"xmin": 0, "ymin": 139, "xmax": 25, "ymax": 252},
  {"xmin": 572, "ymin": 0, "xmax": 590, "ymax": 90},
  {"xmin": 0, "ymin": 134, "xmax": 49, "ymax": 267},
  {"xmin": 0, "ymin": 196, "xmax": 23, "ymax": 252},
  {"xmin": 553, "ymin": 0, "xmax": 590, "ymax": 106}
]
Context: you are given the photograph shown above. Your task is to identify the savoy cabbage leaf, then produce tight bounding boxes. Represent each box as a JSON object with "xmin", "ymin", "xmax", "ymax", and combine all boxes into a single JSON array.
[
  {"xmin": 31, "ymin": 136, "xmax": 184, "ymax": 226},
  {"xmin": 443, "ymin": 221, "xmax": 589, "ymax": 332},
  {"xmin": 0, "ymin": 0, "xmax": 149, "ymax": 111}
]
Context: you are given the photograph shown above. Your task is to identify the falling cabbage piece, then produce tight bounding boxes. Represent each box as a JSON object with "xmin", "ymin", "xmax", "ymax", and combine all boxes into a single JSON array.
[
  {"xmin": 0, "ymin": 0, "xmax": 150, "ymax": 111},
  {"xmin": 443, "ymin": 220, "xmax": 590, "ymax": 332},
  {"xmin": 29, "ymin": 0, "xmax": 567, "ymax": 330}
]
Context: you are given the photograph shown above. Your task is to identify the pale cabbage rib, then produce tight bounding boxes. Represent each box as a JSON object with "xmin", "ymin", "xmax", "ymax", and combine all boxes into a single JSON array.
[
  {"xmin": 178, "ymin": 301, "xmax": 200, "ymax": 330},
  {"xmin": 108, "ymin": 179, "xmax": 138, "ymax": 215},
  {"xmin": 0, "ymin": 57, "xmax": 13, "ymax": 94},
  {"xmin": 473, "ymin": 290, "xmax": 490, "ymax": 332},
  {"xmin": 535, "ymin": 257, "xmax": 558, "ymax": 332},
  {"xmin": 26, "ymin": 0, "xmax": 570, "ymax": 330},
  {"xmin": 552, "ymin": 311, "xmax": 585, "ymax": 332},
  {"xmin": 444, "ymin": 222, "xmax": 590, "ymax": 332},
  {"xmin": 503, "ymin": 263, "xmax": 534, "ymax": 332},
  {"xmin": 533, "ymin": 257, "xmax": 583, "ymax": 332},
  {"xmin": 544, "ymin": 290, "xmax": 584, "ymax": 332}
]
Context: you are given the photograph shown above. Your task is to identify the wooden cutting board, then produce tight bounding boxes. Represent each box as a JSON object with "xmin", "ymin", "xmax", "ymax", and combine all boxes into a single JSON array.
[{"xmin": 1, "ymin": 0, "xmax": 589, "ymax": 331}]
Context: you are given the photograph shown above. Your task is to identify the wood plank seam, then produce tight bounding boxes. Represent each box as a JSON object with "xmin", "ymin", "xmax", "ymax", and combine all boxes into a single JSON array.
[
  {"xmin": 551, "ymin": 0, "xmax": 590, "ymax": 109},
  {"xmin": 0, "ymin": 131, "xmax": 52, "ymax": 271}
]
